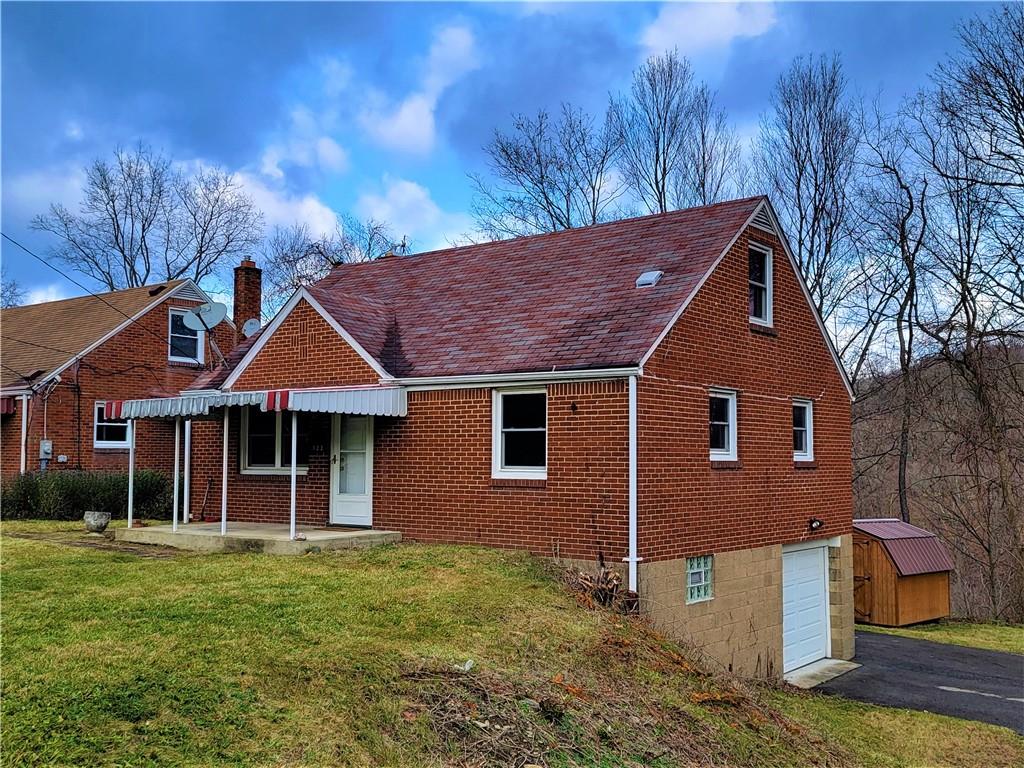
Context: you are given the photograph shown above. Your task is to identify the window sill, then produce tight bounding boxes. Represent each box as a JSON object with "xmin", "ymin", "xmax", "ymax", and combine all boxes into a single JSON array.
[
  {"xmin": 168, "ymin": 360, "xmax": 204, "ymax": 368},
  {"xmin": 240, "ymin": 467, "xmax": 310, "ymax": 476},
  {"xmin": 490, "ymin": 477, "xmax": 547, "ymax": 489},
  {"xmin": 794, "ymin": 460, "xmax": 818, "ymax": 470},
  {"xmin": 710, "ymin": 460, "xmax": 743, "ymax": 471},
  {"xmin": 94, "ymin": 445, "xmax": 129, "ymax": 452},
  {"xmin": 749, "ymin": 323, "xmax": 777, "ymax": 337},
  {"xmin": 686, "ymin": 596, "xmax": 714, "ymax": 605}
]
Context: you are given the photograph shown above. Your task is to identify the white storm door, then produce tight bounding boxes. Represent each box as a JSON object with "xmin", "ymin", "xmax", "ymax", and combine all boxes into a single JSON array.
[
  {"xmin": 330, "ymin": 414, "xmax": 373, "ymax": 527},
  {"xmin": 782, "ymin": 546, "xmax": 830, "ymax": 673}
]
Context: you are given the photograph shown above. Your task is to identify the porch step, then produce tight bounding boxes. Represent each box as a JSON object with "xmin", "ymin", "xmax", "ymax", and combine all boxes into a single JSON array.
[{"xmin": 114, "ymin": 523, "xmax": 401, "ymax": 556}]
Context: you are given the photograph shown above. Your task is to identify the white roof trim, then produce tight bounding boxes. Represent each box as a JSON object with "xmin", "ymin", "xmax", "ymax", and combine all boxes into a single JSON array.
[
  {"xmin": 394, "ymin": 366, "xmax": 640, "ymax": 390},
  {"xmin": 639, "ymin": 199, "xmax": 854, "ymax": 401},
  {"xmin": 35, "ymin": 279, "xmax": 225, "ymax": 386},
  {"xmin": 221, "ymin": 287, "xmax": 392, "ymax": 390}
]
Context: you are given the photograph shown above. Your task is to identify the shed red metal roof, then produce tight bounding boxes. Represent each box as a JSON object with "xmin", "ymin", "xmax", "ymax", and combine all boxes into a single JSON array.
[{"xmin": 853, "ymin": 519, "xmax": 955, "ymax": 576}]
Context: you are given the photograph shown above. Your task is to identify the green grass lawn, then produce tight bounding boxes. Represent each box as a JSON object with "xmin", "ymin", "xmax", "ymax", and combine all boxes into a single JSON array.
[
  {"xmin": 857, "ymin": 620, "xmax": 1024, "ymax": 655},
  {"xmin": 2, "ymin": 521, "xmax": 1022, "ymax": 767}
]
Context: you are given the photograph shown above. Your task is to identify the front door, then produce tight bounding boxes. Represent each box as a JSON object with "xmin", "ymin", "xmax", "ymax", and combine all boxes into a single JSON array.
[{"xmin": 330, "ymin": 414, "xmax": 373, "ymax": 527}]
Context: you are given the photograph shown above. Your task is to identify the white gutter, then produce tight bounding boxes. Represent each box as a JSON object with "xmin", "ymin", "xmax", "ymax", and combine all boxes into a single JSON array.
[
  {"xmin": 19, "ymin": 394, "xmax": 29, "ymax": 475},
  {"xmin": 624, "ymin": 374, "xmax": 641, "ymax": 591},
  {"xmin": 396, "ymin": 366, "xmax": 641, "ymax": 390}
]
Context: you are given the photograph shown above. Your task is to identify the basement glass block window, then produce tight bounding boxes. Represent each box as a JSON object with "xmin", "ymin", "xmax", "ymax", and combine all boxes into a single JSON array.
[
  {"xmin": 493, "ymin": 390, "xmax": 547, "ymax": 478},
  {"xmin": 748, "ymin": 245, "xmax": 772, "ymax": 325},
  {"xmin": 686, "ymin": 555, "xmax": 714, "ymax": 604},
  {"xmin": 93, "ymin": 402, "xmax": 129, "ymax": 448}
]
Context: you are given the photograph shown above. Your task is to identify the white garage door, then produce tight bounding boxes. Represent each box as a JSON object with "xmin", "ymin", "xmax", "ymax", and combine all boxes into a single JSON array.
[{"xmin": 782, "ymin": 546, "xmax": 830, "ymax": 673}]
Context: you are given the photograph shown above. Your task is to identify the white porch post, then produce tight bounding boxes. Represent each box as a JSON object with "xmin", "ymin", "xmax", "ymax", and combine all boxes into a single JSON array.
[
  {"xmin": 19, "ymin": 394, "xmax": 29, "ymax": 475},
  {"xmin": 289, "ymin": 410, "xmax": 297, "ymax": 540},
  {"xmin": 221, "ymin": 407, "xmax": 229, "ymax": 536},
  {"xmin": 183, "ymin": 419, "xmax": 192, "ymax": 525},
  {"xmin": 172, "ymin": 416, "xmax": 181, "ymax": 532},
  {"xmin": 127, "ymin": 419, "xmax": 135, "ymax": 529}
]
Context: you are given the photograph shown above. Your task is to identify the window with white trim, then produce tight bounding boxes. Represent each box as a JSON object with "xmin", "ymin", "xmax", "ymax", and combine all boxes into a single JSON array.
[
  {"xmin": 94, "ymin": 402, "xmax": 129, "ymax": 448},
  {"xmin": 240, "ymin": 407, "xmax": 310, "ymax": 473},
  {"xmin": 492, "ymin": 389, "xmax": 547, "ymax": 479},
  {"xmin": 168, "ymin": 308, "xmax": 204, "ymax": 364},
  {"xmin": 793, "ymin": 399, "xmax": 814, "ymax": 461},
  {"xmin": 686, "ymin": 555, "xmax": 714, "ymax": 603},
  {"xmin": 748, "ymin": 244, "xmax": 773, "ymax": 325},
  {"xmin": 709, "ymin": 389, "xmax": 738, "ymax": 461}
]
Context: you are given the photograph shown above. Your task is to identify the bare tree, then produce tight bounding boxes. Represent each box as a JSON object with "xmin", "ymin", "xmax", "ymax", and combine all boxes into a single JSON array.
[
  {"xmin": 672, "ymin": 84, "xmax": 742, "ymax": 209},
  {"xmin": 610, "ymin": 49, "xmax": 695, "ymax": 214},
  {"xmin": 470, "ymin": 104, "xmax": 623, "ymax": 238},
  {"xmin": 32, "ymin": 144, "xmax": 263, "ymax": 290},
  {"xmin": 1, "ymin": 267, "xmax": 24, "ymax": 308},
  {"xmin": 260, "ymin": 215, "xmax": 396, "ymax": 313},
  {"xmin": 754, "ymin": 55, "xmax": 860, "ymax": 320}
]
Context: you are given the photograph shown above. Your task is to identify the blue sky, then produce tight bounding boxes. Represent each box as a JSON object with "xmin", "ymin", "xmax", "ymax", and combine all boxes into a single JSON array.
[{"xmin": 1, "ymin": 1, "xmax": 987, "ymax": 303}]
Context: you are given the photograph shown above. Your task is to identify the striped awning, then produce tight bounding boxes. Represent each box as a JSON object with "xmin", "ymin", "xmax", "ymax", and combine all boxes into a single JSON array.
[{"xmin": 119, "ymin": 386, "xmax": 406, "ymax": 419}]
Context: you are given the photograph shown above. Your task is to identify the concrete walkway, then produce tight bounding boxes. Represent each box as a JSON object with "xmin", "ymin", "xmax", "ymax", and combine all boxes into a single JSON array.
[{"xmin": 115, "ymin": 521, "xmax": 401, "ymax": 555}]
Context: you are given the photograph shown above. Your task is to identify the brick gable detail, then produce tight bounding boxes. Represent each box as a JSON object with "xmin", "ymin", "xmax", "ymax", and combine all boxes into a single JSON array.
[
  {"xmin": 637, "ymin": 225, "xmax": 853, "ymax": 562},
  {"xmin": 230, "ymin": 299, "xmax": 380, "ymax": 390}
]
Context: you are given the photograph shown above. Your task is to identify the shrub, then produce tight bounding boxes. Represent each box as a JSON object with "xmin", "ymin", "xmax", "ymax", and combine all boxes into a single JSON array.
[{"xmin": 0, "ymin": 470, "xmax": 172, "ymax": 521}]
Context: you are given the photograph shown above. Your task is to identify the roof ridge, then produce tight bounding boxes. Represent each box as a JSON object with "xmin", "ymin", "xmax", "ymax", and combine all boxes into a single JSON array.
[
  {"xmin": 1, "ymin": 278, "xmax": 188, "ymax": 313},
  {"xmin": 324, "ymin": 196, "xmax": 767, "ymax": 279}
]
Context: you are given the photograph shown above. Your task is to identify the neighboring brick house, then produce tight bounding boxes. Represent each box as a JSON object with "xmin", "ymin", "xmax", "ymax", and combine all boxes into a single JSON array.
[
  {"xmin": 0, "ymin": 272, "xmax": 248, "ymax": 478},
  {"xmin": 117, "ymin": 197, "xmax": 855, "ymax": 678}
]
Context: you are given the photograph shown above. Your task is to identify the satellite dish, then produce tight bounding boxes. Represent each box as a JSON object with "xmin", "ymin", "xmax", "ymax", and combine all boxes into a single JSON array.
[
  {"xmin": 183, "ymin": 302, "xmax": 227, "ymax": 332},
  {"xmin": 242, "ymin": 318, "xmax": 261, "ymax": 338}
]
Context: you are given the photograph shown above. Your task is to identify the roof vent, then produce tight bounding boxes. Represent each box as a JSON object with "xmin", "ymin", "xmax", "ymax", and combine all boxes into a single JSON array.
[{"xmin": 636, "ymin": 270, "xmax": 664, "ymax": 288}]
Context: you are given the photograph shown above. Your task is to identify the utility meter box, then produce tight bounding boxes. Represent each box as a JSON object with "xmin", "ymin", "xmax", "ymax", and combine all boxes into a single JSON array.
[{"xmin": 39, "ymin": 439, "xmax": 53, "ymax": 460}]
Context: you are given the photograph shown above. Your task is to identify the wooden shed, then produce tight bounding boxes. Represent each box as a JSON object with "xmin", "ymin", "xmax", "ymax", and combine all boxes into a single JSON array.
[{"xmin": 853, "ymin": 519, "xmax": 955, "ymax": 627}]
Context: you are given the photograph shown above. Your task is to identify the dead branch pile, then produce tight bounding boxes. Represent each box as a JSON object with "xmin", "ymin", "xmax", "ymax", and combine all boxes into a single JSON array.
[{"xmin": 560, "ymin": 565, "xmax": 637, "ymax": 614}]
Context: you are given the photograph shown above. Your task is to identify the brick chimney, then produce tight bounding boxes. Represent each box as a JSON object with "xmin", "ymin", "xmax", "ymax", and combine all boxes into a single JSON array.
[{"xmin": 233, "ymin": 258, "xmax": 262, "ymax": 345}]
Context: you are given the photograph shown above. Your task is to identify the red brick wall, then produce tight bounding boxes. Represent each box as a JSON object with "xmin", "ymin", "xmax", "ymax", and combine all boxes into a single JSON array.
[
  {"xmin": 1, "ymin": 297, "xmax": 235, "ymax": 479},
  {"xmin": 637, "ymin": 224, "xmax": 853, "ymax": 562},
  {"xmin": 231, "ymin": 299, "xmax": 379, "ymax": 390},
  {"xmin": 184, "ymin": 381, "xmax": 629, "ymax": 562}
]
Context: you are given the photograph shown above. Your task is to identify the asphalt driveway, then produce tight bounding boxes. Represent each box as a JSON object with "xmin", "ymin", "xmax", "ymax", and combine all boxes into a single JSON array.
[{"xmin": 818, "ymin": 630, "xmax": 1024, "ymax": 734}]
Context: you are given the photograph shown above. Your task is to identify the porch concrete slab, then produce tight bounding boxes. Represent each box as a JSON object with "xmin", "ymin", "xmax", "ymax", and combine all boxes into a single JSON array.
[
  {"xmin": 784, "ymin": 658, "xmax": 861, "ymax": 689},
  {"xmin": 115, "ymin": 522, "xmax": 401, "ymax": 555}
]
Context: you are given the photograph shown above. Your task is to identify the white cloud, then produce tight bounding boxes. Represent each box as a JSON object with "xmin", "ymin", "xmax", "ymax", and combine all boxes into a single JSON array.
[
  {"xmin": 259, "ymin": 105, "xmax": 349, "ymax": 180},
  {"xmin": 640, "ymin": 2, "xmax": 777, "ymax": 58},
  {"xmin": 64, "ymin": 121, "xmax": 83, "ymax": 141},
  {"xmin": 320, "ymin": 57, "xmax": 353, "ymax": 98},
  {"xmin": 4, "ymin": 164, "xmax": 86, "ymax": 221},
  {"xmin": 25, "ymin": 284, "xmax": 69, "ymax": 305},
  {"xmin": 236, "ymin": 171, "xmax": 339, "ymax": 238},
  {"xmin": 355, "ymin": 176, "xmax": 475, "ymax": 251},
  {"xmin": 359, "ymin": 24, "xmax": 479, "ymax": 155}
]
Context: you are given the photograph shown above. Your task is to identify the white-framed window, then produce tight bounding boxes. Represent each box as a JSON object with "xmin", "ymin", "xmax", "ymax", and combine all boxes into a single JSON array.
[
  {"xmin": 793, "ymin": 399, "xmax": 814, "ymax": 461},
  {"xmin": 93, "ymin": 402, "xmax": 129, "ymax": 448},
  {"xmin": 168, "ymin": 308, "xmax": 204, "ymax": 364},
  {"xmin": 240, "ymin": 407, "xmax": 310, "ymax": 474},
  {"xmin": 748, "ymin": 243, "xmax": 773, "ymax": 326},
  {"xmin": 491, "ymin": 388, "xmax": 547, "ymax": 479},
  {"xmin": 686, "ymin": 555, "xmax": 714, "ymax": 604},
  {"xmin": 708, "ymin": 388, "xmax": 738, "ymax": 461}
]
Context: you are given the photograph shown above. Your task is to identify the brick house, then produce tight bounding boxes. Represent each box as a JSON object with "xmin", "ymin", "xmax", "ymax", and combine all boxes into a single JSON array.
[
  {"xmin": 116, "ymin": 197, "xmax": 855, "ymax": 678},
  {"xmin": 0, "ymin": 272, "xmax": 247, "ymax": 478}
]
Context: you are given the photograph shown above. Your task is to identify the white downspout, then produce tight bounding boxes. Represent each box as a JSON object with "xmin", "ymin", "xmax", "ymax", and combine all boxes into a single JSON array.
[
  {"xmin": 624, "ymin": 374, "xmax": 641, "ymax": 592},
  {"xmin": 19, "ymin": 394, "xmax": 29, "ymax": 474}
]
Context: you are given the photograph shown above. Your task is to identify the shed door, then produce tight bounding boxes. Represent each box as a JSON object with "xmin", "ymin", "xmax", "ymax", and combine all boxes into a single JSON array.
[{"xmin": 782, "ymin": 546, "xmax": 830, "ymax": 673}]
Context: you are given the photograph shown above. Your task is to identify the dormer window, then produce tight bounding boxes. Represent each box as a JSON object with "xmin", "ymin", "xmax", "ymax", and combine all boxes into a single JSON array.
[
  {"xmin": 168, "ymin": 308, "xmax": 204, "ymax": 364},
  {"xmin": 748, "ymin": 244, "xmax": 773, "ymax": 326}
]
